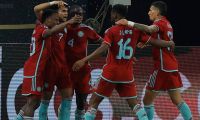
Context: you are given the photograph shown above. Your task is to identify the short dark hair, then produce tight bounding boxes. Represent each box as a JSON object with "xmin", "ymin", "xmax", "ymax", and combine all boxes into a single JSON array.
[
  {"xmin": 151, "ymin": 1, "xmax": 167, "ymax": 16},
  {"xmin": 41, "ymin": 9, "xmax": 57, "ymax": 23},
  {"xmin": 112, "ymin": 4, "xmax": 128, "ymax": 17}
]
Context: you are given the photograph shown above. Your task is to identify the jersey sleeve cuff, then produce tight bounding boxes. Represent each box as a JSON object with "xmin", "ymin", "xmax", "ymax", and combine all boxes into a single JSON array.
[
  {"xmin": 42, "ymin": 29, "xmax": 47, "ymax": 38},
  {"xmin": 103, "ymin": 41, "xmax": 111, "ymax": 46}
]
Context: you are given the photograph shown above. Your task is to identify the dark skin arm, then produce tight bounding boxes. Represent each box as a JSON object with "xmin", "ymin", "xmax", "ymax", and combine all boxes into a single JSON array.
[
  {"xmin": 148, "ymin": 38, "xmax": 175, "ymax": 48},
  {"xmin": 34, "ymin": 1, "xmax": 66, "ymax": 19},
  {"xmin": 72, "ymin": 43, "xmax": 109, "ymax": 71},
  {"xmin": 137, "ymin": 38, "xmax": 175, "ymax": 50},
  {"xmin": 43, "ymin": 15, "xmax": 82, "ymax": 38}
]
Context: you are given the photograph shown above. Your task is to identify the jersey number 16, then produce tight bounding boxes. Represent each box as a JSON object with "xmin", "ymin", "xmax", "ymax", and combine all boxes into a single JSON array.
[{"xmin": 116, "ymin": 38, "xmax": 133, "ymax": 60}]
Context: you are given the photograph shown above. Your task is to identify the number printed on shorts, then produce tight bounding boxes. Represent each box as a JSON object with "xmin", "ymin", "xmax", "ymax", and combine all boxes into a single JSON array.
[
  {"xmin": 30, "ymin": 37, "xmax": 36, "ymax": 56},
  {"xmin": 167, "ymin": 31, "xmax": 173, "ymax": 51},
  {"xmin": 116, "ymin": 38, "xmax": 133, "ymax": 59}
]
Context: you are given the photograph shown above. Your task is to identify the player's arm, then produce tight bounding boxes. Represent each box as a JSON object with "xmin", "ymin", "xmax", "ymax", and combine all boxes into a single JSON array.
[
  {"xmin": 34, "ymin": 1, "xmax": 66, "ymax": 19},
  {"xmin": 138, "ymin": 32, "xmax": 174, "ymax": 48},
  {"xmin": 148, "ymin": 38, "xmax": 175, "ymax": 48},
  {"xmin": 72, "ymin": 43, "xmax": 109, "ymax": 71},
  {"xmin": 115, "ymin": 19, "xmax": 158, "ymax": 33},
  {"xmin": 43, "ymin": 16, "xmax": 82, "ymax": 38},
  {"xmin": 91, "ymin": 37, "xmax": 103, "ymax": 44},
  {"xmin": 139, "ymin": 36, "xmax": 175, "ymax": 49},
  {"xmin": 87, "ymin": 27, "xmax": 103, "ymax": 43}
]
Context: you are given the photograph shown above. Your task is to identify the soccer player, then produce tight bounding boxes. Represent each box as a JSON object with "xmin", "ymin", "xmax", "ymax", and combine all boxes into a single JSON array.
[
  {"xmin": 72, "ymin": 4, "xmax": 175, "ymax": 120},
  {"xmin": 32, "ymin": 1, "xmax": 82, "ymax": 120},
  {"xmin": 116, "ymin": 1, "xmax": 192, "ymax": 120},
  {"xmin": 65, "ymin": 5, "xmax": 103, "ymax": 119},
  {"xmin": 15, "ymin": 3, "xmax": 81, "ymax": 120}
]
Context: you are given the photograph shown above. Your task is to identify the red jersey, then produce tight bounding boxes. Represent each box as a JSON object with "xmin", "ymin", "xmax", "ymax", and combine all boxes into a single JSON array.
[
  {"xmin": 24, "ymin": 23, "xmax": 51, "ymax": 77},
  {"xmin": 101, "ymin": 25, "xmax": 150, "ymax": 83},
  {"xmin": 152, "ymin": 17, "xmax": 178, "ymax": 72},
  {"xmin": 66, "ymin": 24, "xmax": 101, "ymax": 69},
  {"xmin": 50, "ymin": 28, "xmax": 68, "ymax": 68}
]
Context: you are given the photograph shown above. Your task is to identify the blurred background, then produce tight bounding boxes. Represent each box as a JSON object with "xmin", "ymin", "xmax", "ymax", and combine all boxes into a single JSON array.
[
  {"xmin": 0, "ymin": 0, "xmax": 199, "ymax": 45},
  {"xmin": 0, "ymin": 0, "xmax": 200, "ymax": 120}
]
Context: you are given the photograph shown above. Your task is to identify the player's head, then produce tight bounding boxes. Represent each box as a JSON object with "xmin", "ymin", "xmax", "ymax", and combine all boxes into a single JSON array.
[
  {"xmin": 42, "ymin": 9, "xmax": 59, "ymax": 28},
  {"xmin": 111, "ymin": 4, "xmax": 128, "ymax": 23},
  {"xmin": 148, "ymin": 1, "xmax": 167, "ymax": 21},
  {"xmin": 58, "ymin": 4, "xmax": 69, "ymax": 22},
  {"xmin": 49, "ymin": 3, "xmax": 69, "ymax": 22},
  {"xmin": 68, "ymin": 5, "xmax": 84, "ymax": 24}
]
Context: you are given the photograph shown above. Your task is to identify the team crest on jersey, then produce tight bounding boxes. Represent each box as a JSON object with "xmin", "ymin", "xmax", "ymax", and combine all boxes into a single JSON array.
[
  {"xmin": 78, "ymin": 31, "xmax": 84, "ymax": 37},
  {"xmin": 37, "ymin": 87, "xmax": 42, "ymax": 92}
]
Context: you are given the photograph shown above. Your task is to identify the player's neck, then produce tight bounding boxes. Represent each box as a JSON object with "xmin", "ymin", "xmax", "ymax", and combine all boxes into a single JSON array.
[{"xmin": 154, "ymin": 16, "xmax": 163, "ymax": 22}]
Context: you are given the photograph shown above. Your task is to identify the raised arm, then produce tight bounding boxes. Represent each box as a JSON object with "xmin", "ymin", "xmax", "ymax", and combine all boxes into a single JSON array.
[
  {"xmin": 34, "ymin": 1, "xmax": 66, "ymax": 19},
  {"xmin": 72, "ymin": 43, "xmax": 109, "ymax": 71},
  {"xmin": 148, "ymin": 38, "xmax": 175, "ymax": 48},
  {"xmin": 43, "ymin": 15, "xmax": 82, "ymax": 38},
  {"xmin": 115, "ymin": 19, "xmax": 158, "ymax": 33}
]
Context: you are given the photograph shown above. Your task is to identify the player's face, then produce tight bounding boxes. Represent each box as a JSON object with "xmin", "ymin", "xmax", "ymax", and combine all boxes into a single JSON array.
[
  {"xmin": 46, "ymin": 13, "xmax": 59, "ymax": 28},
  {"xmin": 58, "ymin": 6, "xmax": 68, "ymax": 22},
  {"xmin": 70, "ymin": 7, "xmax": 84, "ymax": 23},
  {"xmin": 148, "ymin": 6, "xmax": 159, "ymax": 21}
]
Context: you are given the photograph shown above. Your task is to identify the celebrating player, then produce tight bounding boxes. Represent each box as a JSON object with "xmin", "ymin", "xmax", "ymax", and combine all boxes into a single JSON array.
[
  {"xmin": 116, "ymin": 1, "xmax": 192, "ymax": 120},
  {"xmin": 32, "ymin": 1, "xmax": 82, "ymax": 120},
  {"xmin": 65, "ymin": 5, "xmax": 103, "ymax": 120},
  {"xmin": 15, "ymin": 2, "xmax": 81, "ymax": 120},
  {"xmin": 72, "ymin": 4, "xmax": 174, "ymax": 120}
]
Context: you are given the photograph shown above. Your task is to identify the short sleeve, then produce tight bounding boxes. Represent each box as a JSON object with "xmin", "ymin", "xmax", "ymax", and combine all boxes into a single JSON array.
[
  {"xmin": 87, "ymin": 27, "xmax": 101, "ymax": 42},
  {"xmin": 153, "ymin": 21, "xmax": 164, "ymax": 32},
  {"xmin": 103, "ymin": 28, "xmax": 113, "ymax": 46},
  {"xmin": 36, "ymin": 25, "xmax": 48, "ymax": 38}
]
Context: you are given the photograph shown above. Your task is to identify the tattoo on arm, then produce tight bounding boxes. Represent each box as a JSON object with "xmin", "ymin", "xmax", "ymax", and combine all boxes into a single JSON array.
[{"xmin": 134, "ymin": 23, "xmax": 158, "ymax": 33}]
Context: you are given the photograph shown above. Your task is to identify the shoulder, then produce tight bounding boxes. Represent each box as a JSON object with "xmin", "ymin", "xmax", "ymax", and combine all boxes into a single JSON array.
[
  {"xmin": 155, "ymin": 17, "xmax": 171, "ymax": 26},
  {"xmin": 79, "ymin": 24, "xmax": 94, "ymax": 31},
  {"xmin": 159, "ymin": 19, "xmax": 173, "ymax": 31},
  {"xmin": 164, "ymin": 19, "xmax": 173, "ymax": 29},
  {"xmin": 104, "ymin": 27, "xmax": 115, "ymax": 35},
  {"xmin": 34, "ymin": 24, "xmax": 48, "ymax": 34},
  {"xmin": 104, "ymin": 25, "xmax": 120, "ymax": 33}
]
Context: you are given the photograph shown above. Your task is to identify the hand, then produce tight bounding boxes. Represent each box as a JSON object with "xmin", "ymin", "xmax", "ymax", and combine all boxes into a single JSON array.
[
  {"xmin": 132, "ymin": 57, "xmax": 138, "ymax": 65},
  {"xmin": 50, "ymin": 1, "xmax": 67, "ymax": 7},
  {"xmin": 57, "ymin": 1, "xmax": 68, "ymax": 7},
  {"xmin": 72, "ymin": 59, "xmax": 85, "ymax": 72},
  {"xmin": 115, "ymin": 19, "xmax": 128, "ymax": 26},
  {"xmin": 137, "ymin": 42, "xmax": 147, "ymax": 49},
  {"xmin": 67, "ymin": 15, "xmax": 83, "ymax": 24},
  {"xmin": 169, "ymin": 41, "xmax": 175, "ymax": 51},
  {"xmin": 74, "ymin": 15, "xmax": 83, "ymax": 23},
  {"xmin": 49, "ymin": 1, "xmax": 61, "ymax": 5}
]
